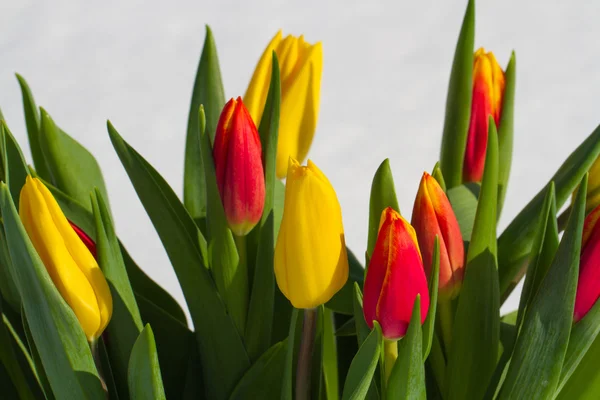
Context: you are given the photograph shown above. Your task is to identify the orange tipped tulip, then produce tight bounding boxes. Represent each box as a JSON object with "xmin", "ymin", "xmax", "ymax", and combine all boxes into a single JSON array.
[
  {"xmin": 412, "ymin": 172, "xmax": 465, "ymax": 299},
  {"xmin": 463, "ymin": 48, "xmax": 505, "ymax": 183},
  {"xmin": 213, "ymin": 97, "xmax": 265, "ymax": 236},
  {"xmin": 363, "ymin": 207, "xmax": 430, "ymax": 340},
  {"xmin": 574, "ymin": 204, "xmax": 600, "ymax": 322}
]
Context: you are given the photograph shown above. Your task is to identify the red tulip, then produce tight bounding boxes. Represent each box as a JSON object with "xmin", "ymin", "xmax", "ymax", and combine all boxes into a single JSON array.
[
  {"xmin": 363, "ymin": 207, "xmax": 430, "ymax": 340},
  {"xmin": 574, "ymin": 204, "xmax": 600, "ymax": 322},
  {"xmin": 213, "ymin": 97, "xmax": 265, "ymax": 236},
  {"xmin": 412, "ymin": 172, "xmax": 464, "ymax": 299},
  {"xmin": 463, "ymin": 48, "xmax": 505, "ymax": 183}
]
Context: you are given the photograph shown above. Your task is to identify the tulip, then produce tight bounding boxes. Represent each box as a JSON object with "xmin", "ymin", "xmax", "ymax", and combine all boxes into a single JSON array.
[
  {"xmin": 463, "ymin": 48, "xmax": 505, "ymax": 183},
  {"xmin": 244, "ymin": 31, "xmax": 323, "ymax": 179},
  {"xmin": 363, "ymin": 207, "xmax": 430, "ymax": 340},
  {"xmin": 19, "ymin": 176, "xmax": 112, "ymax": 341},
  {"xmin": 69, "ymin": 221, "xmax": 97, "ymax": 258},
  {"xmin": 274, "ymin": 158, "xmax": 348, "ymax": 308},
  {"xmin": 412, "ymin": 172, "xmax": 464, "ymax": 299},
  {"xmin": 213, "ymin": 97, "xmax": 265, "ymax": 236},
  {"xmin": 574, "ymin": 204, "xmax": 600, "ymax": 322}
]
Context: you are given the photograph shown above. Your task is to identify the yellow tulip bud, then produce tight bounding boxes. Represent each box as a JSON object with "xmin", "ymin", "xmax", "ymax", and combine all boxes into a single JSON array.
[
  {"xmin": 274, "ymin": 158, "xmax": 348, "ymax": 308},
  {"xmin": 244, "ymin": 31, "xmax": 323, "ymax": 179},
  {"xmin": 19, "ymin": 177, "xmax": 112, "ymax": 341}
]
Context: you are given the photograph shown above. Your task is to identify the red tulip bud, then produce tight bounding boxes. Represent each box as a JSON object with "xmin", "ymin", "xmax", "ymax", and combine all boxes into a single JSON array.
[
  {"xmin": 363, "ymin": 207, "xmax": 430, "ymax": 340},
  {"xmin": 213, "ymin": 97, "xmax": 265, "ymax": 236},
  {"xmin": 574, "ymin": 204, "xmax": 600, "ymax": 322}
]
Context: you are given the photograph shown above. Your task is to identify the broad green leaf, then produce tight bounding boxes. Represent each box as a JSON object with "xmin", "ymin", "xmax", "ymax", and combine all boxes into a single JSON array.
[
  {"xmin": 498, "ymin": 175, "xmax": 586, "ymax": 400},
  {"xmin": 422, "ymin": 237, "xmax": 440, "ymax": 359},
  {"xmin": 388, "ymin": 296, "xmax": 426, "ymax": 400},
  {"xmin": 92, "ymin": 189, "xmax": 143, "ymax": 398},
  {"xmin": 447, "ymin": 182, "xmax": 480, "ymax": 244},
  {"xmin": 498, "ymin": 123, "xmax": 600, "ymax": 299},
  {"xmin": 555, "ymin": 295, "xmax": 600, "ymax": 395},
  {"xmin": 446, "ymin": 119, "xmax": 499, "ymax": 400},
  {"xmin": 107, "ymin": 122, "xmax": 250, "ymax": 400},
  {"xmin": 1, "ymin": 121, "xmax": 29, "ymax": 208},
  {"xmin": 497, "ymin": 52, "xmax": 516, "ymax": 218},
  {"xmin": 439, "ymin": 0, "xmax": 475, "ymax": 188},
  {"xmin": 0, "ymin": 295, "xmax": 41, "ymax": 400},
  {"xmin": 183, "ymin": 25, "xmax": 225, "ymax": 219},
  {"xmin": 245, "ymin": 53, "xmax": 280, "ymax": 361},
  {"xmin": 0, "ymin": 225, "xmax": 21, "ymax": 312},
  {"xmin": 342, "ymin": 323, "xmax": 382, "ymax": 400},
  {"xmin": 326, "ymin": 248, "xmax": 364, "ymax": 315},
  {"xmin": 229, "ymin": 340, "xmax": 287, "ymax": 400},
  {"xmin": 367, "ymin": 159, "xmax": 400, "ymax": 261},
  {"xmin": 557, "ymin": 333, "xmax": 600, "ymax": 400},
  {"xmin": 128, "ymin": 325, "xmax": 166, "ymax": 400},
  {"xmin": 281, "ymin": 308, "xmax": 301, "ymax": 400},
  {"xmin": 322, "ymin": 307, "xmax": 339, "ymax": 400},
  {"xmin": 44, "ymin": 178, "xmax": 187, "ymax": 326},
  {"xmin": 38, "ymin": 108, "xmax": 109, "ymax": 210},
  {"xmin": 21, "ymin": 312, "xmax": 54, "ymax": 400},
  {"xmin": 0, "ymin": 184, "xmax": 104, "ymax": 399},
  {"xmin": 15, "ymin": 74, "xmax": 51, "ymax": 180},
  {"xmin": 198, "ymin": 107, "xmax": 247, "ymax": 335}
]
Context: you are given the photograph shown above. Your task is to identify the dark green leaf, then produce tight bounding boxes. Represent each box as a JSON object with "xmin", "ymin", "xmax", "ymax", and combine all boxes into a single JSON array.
[
  {"xmin": 0, "ymin": 184, "xmax": 104, "ymax": 399},
  {"xmin": 229, "ymin": 340, "xmax": 287, "ymax": 400},
  {"xmin": 326, "ymin": 248, "xmax": 364, "ymax": 315},
  {"xmin": 281, "ymin": 308, "xmax": 301, "ymax": 400},
  {"xmin": 107, "ymin": 122, "xmax": 250, "ymax": 400},
  {"xmin": 498, "ymin": 123, "xmax": 600, "ymax": 299},
  {"xmin": 439, "ymin": 0, "xmax": 475, "ymax": 188},
  {"xmin": 183, "ymin": 25, "xmax": 225, "ymax": 219},
  {"xmin": 336, "ymin": 317, "xmax": 357, "ymax": 337},
  {"xmin": 352, "ymin": 283, "xmax": 379, "ymax": 400},
  {"xmin": 21, "ymin": 312, "xmax": 54, "ymax": 400},
  {"xmin": 498, "ymin": 175, "xmax": 586, "ymax": 399},
  {"xmin": 447, "ymin": 182, "xmax": 480, "ymax": 244},
  {"xmin": 1, "ymin": 121, "xmax": 29, "ymax": 208},
  {"xmin": 367, "ymin": 159, "xmax": 400, "ymax": 261},
  {"xmin": 446, "ymin": 118, "xmax": 499, "ymax": 400},
  {"xmin": 322, "ymin": 307, "xmax": 339, "ymax": 400},
  {"xmin": 496, "ymin": 52, "xmax": 516, "ymax": 218},
  {"xmin": 342, "ymin": 323, "xmax": 382, "ymax": 400},
  {"xmin": 422, "ymin": 237, "xmax": 440, "ymax": 359},
  {"xmin": 388, "ymin": 296, "xmax": 426, "ymax": 400},
  {"xmin": 128, "ymin": 325, "xmax": 166, "ymax": 400},
  {"xmin": 557, "ymin": 333, "xmax": 600, "ymax": 399}
]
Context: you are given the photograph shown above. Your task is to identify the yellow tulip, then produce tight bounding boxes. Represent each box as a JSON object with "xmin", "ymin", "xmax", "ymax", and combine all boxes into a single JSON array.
[
  {"xmin": 274, "ymin": 158, "xmax": 348, "ymax": 308},
  {"xmin": 19, "ymin": 177, "xmax": 112, "ymax": 341},
  {"xmin": 244, "ymin": 31, "xmax": 323, "ymax": 179}
]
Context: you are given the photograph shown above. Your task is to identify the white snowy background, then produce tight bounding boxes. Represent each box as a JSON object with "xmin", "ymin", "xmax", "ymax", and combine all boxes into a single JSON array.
[{"xmin": 1, "ymin": 0, "xmax": 598, "ymax": 321}]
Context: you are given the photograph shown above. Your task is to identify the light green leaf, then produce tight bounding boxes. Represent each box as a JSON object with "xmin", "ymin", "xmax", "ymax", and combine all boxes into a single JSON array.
[
  {"xmin": 446, "ymin": 118, "xmax": 499, "ymax": 400},
  {"xmin": 281, "ymin": 308, "xmax": 301, "ymax": 400},
  {"xmin": 183, "ymin": 25, "xmax": 225, "ymax": 219},
  {"xmin": 431, "ymin": 162, "xmax": 447, "ymax": 192},
  {"xmin": 367, "ymin": 159, "xmax": 399, "ymax": 262},
  {"xmin": 439, "ymin": 0, "xmax": 475, "ymax": 188},
  {"xmin": 352, "ymin": 283, "xmax": 379, "ymax": 400},
  {"xmin": 447, "ymin": 182, "xmax": 480, "ymax": 244},
  {"xmin": 128, "ymin": 325, "xmax": 166, "ymax": 400},
  {"xmin": 497, "ymin": 52, "xmax": 516, "ymax": 218},
  {"xmin": 1, "ymin": 121, "xmax": 29, "ymax": 208},
  {"xmin": 342, "ymin": 323, "xmax": 382, "ymax": 400}
]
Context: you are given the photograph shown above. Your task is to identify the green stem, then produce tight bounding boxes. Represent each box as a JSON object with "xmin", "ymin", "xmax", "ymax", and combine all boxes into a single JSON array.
[
  {"xmin": 295, "ymin": 308, "xmax": 317, "ymax": 400},
  {"xmin": 438, "ymin": 300, "xmax": 454, "ymax": 351},
  {"xmin": 234, "ymin": 233, "xmax": 248, "ymax": 282},
  {"xmin": 383, "ymin": 340, "xmax": 398, "ymax": 383},
  {"xmin": 89, "ymin": 339, "xmax": 108, "ymax": 398}
]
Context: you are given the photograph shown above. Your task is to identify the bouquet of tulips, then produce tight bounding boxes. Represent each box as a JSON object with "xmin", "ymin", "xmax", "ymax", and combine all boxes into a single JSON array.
[{"xmin": 3, "ymin": 0, "xmax": 600, "ymax": 399}]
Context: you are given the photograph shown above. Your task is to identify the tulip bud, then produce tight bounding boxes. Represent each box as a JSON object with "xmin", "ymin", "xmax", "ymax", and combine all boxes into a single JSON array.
[
  {"xmin": 213, "ymin": 97, "xmax": 265, "ymax": 236},
  {"xmin": 574, "ymin": 204, "xmax": 600, "ymax": 322},
  {"xmin": 244, "ymin": 31, "xmax": 323, "ymax": 179},
  {"xmin": 69, "ymin": 221, "xmax": 97, "ymax": 258},
  {"xmin": 19, "ymin": 177, "xmax": 112, "ymax": 341},
  {"xmin": 412, "ymin": 172, "xmax": 464, "ymax": 299},
  {"xmin": 363, "ymin": 207, "xmax": 430, "ymax": 340},
  {"xmin": 274, "ymin": 158, "xmax": 348, "ymax": 308},
  {"xmin": 463, "ymin": 48, "xmax": 505, "ymax": 183}
]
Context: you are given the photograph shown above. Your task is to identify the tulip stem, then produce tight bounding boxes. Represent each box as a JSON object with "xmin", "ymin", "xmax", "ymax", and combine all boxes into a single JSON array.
[
  {"xmin": 296, "ymin": 308, "xmax": 318, "ymax": 400},
  {"xmin": 438, "ymin": 300, "xmax": 454, "ymax": 351},
  {"xmin": 89, "ymin": 339, "xmax": 108, "ymax": 397},
  {"xmin": 383, "ymin": 340, "xmax": 398, "ymax": 383}
]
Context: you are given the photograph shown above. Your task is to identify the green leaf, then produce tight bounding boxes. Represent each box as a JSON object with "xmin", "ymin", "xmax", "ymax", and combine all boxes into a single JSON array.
[
  {"xmin": 245, "ymin": 53, "xmax": 280, "ymax": 361},
  {"xmin": 388, "ymin": 296, "xmax": 426, "ymax": 400},
  {"xmin": 336, "ymin": 317, "xmax": 357, "ymax": 337},
  {"xmin": 229, "ymin": 340, "xmax": 287, "ymax": 400},
  {"xmin": 107, "ymin": 121, "xmax": 250, "ymax": 400},
  {"xmin": 128, "ymin": 325, "xmax": 166, "ymax": 400},
  {"xmin": 352, "ymin": 283, "xmax": 380, "ymax": 400},
  {"xmin": 342, "ymin": 323, "xmax": 382, "ymax": 400},
  {"xmin": 326, "ymin": 248, "xmax": 365, "ymax": 315},
  {"xmin": 557, "ymin": 333, "xmax": 600, "ymax": 400},
  {"xmin": 498, "ymin": 174, "xmax": 586, "ymax": 400},
  {"xmin": 38, "ymin": 108, "xmax": 109, "ymax": 210},
  {"xmin": 198, "ymin": 106, "xmax": 247, "ymax": 335},
  {"xmin": 367, "ymin": 159, "xmax": 400, "ymax": 261},
  {"xmin": 183, "ymin": 25, "xmax": 226, "ymax": 219},
  {"xmin": 446, "ymin": 118, "xmax": 499, "ymax": 400},
  {"xmin": 498, "ymin": 123, "xmax": 600, "ymax": 299},
  {"xmin": 422, "ymin": 237, "xmax": 440, "ymax": 359},
  {"xmin": 92, "ymin": 189, "xmax": 143, "ymax": 398},
  {"xmin": 0, "ymin": 184, "xmax": 104, "ymax": 399},
  {"xmin": 322, "ymin": 307, "xmax": 339, "ymax": 400},
  {"xmin": 15, "ymin": 74, "xmax": 51, "ymax": 180},
  {"xmin": 447, "ymin": 182, "xmax": 480, "ymax": 244},
  {"xmin": 1, "ymin": 121, "xmax": 29, "ymax": 208},
  {"xmin": 21, "ymin": 312, "xmax": 54, "ymax": 400},
  {"xmin": 281, "ymin": 308, "xmax": 301, "ymax": 400},
  {"xmin": 496, "ymin": 52, "xmax": 516, "ymax": 218},
  {"xmin": 439, "ymin": 0, "xmax": 475, "ymax": 188},
  {"xmin": 431, "ymin": 162, "xmax": 447, "ymax": 192},
  {"xmin": 0, "ymin": 224, "xmax": 21, "ymax": 312}
]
